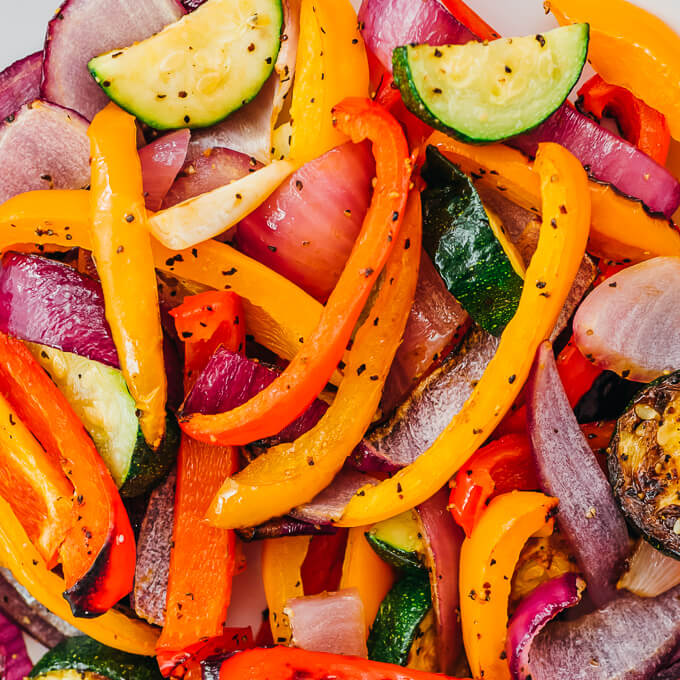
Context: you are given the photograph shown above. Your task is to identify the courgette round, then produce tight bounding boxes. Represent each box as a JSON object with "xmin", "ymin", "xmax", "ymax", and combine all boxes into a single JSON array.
[
  {"xmin": 29, "ymin": 636, "xmax": 162, "ymax": 680},
  {"xmin": 609, "ymin": 371, "xmax": 680, "ymax": 558},
  {"xmin": 365, "ymin": 510, "xmax": 426, "ymax": 572},
  {"xmin": 393, "ymin": 24, "xmax": 589, "ymax": 144}
]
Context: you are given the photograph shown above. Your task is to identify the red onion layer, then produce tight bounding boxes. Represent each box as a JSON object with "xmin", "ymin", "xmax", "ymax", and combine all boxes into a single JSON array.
[
  {"xmin": 0, "ymin": 52, "xmax": 41, "ymax": 122},
  {"xmin": 0, "ymin": 611, "xmax": 32, "ymax": 680},
  {"xmin": 139, "ymin": 129, "xmax": 190, "ymax": 211}
]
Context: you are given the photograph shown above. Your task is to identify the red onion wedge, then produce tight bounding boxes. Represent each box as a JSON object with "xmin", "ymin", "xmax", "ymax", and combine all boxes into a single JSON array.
[
  {"xmin": 42, "ymin": 0, "xmax": 184, "ymax": 121},
  {"xmin": 0, "ymin": 101, "xmax": 89, "ymax": 203},
  {"xmin": 139, "ymin": 129, "xmax": 190, "ymax": 211},
  {"xmin": 358, "ymin": 0, "xmax": 475, "ymax": 73},
  {"xmin": 0, "ymin": 52, "xmax": 42, "ymax": 122},
  {"xmin": 162, "ymin": 147, "xmax": 257, "ymax": 210},
  {"xmin": 618, "ymin": 539, "xmax": 680, "ymax": 599},
  {"xmin": 236, "ymin": 516, "xmax": 338, "ymax": 542},
  {"xmin": 180, "ymin": 0, "xmax": 205, "ymax": 8},
  {"xmin": 527, "ymin": 341, "xmax": 631, "ymax": 607},
  {"xmin": 510, "ymin": 105, "xmax": 680, "ymax": 219},
  {"xmin": 416, "ymin": 488, "xmax": 464, "ymax": 675},
  {"xmin": 506, "ymin": 573, "xmax": 585, "ymax": 680},
  {"xmin": 573, "ymin": 257, "xmax": 680, "ymax": 382},
  {"xmin": 529, "ymin": 586, "xmax": 680, "ymax": 680},
  {"xmin": 0, "ymin": 611, "xmax": 32, "ymax": 680},
  {"xmin": 286, "ymin": 589, "xmax": 368, "ymax": 658},
  {"xmin": 236, "ymin": 141, "xmax": 374, "ymax": 302}
]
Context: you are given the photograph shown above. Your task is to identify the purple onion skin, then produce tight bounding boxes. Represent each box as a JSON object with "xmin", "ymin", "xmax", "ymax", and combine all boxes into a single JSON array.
[
  {"xmin": 510, "ymin": 104, "xmax": 680, "ymax": 218},
  {"xmin": 0, "ymin": 611, "xmax": 32, "ymax": 680},
  {"xmin": 0, "ymin": 52, "xmax": 41, "ymax": 122},
  {"xmin": 236, "ymin": 516, "xmax": 337, "ymax": 542},
  {"xmin": 527, "ymin": 341, "xmax": 630, "ymax": 608},
  {"xmin": 657, "ymin": 661, "xmax": 680, "ymax": 680},
  {"xmin": 506, "ymin": 573, "xmax": 584, "ymax": 680}
]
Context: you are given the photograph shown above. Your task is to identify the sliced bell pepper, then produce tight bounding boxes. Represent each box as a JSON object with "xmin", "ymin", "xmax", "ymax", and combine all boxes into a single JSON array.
[
  {"xmin": 88, "ymin": 103, "xmax": 167, "ymax": 449},
  {"xmin": 215, "ymin": 646, "xmax": 471, "ymax": 680},
  {"xmin": 300, "ymin": 531, "xmax": 348, "ymax": 596},
  {"xmin": 459, "ymin": 491, "xmax": 558, "ymax": 680},
  {"xmin": 0, "ymin": 390, "xmax": 71, "ymax": 567},
  {"xmin": 581, "ymin": 420, "xmax": 616, "ymax": 455},
  {"xmin": 0, "ymin": 495, "xmax": 158, "ymax": 655},
  {"xmin": 289, "ymin": 0, "xmax": 369, "ymax": 162},
  {"xmin": 0, "ymin": 333, "xmax": 135, "ymax": 616},
  {"xmin": 439, "ymin": 0, "xmax": 500, "ymax": 40},
  {"xmin": 0, "ymin": 189, "xmax": 326, "ymax": 371},
  {"xmin": 548, "ymin": 0, "xmax": 680, "ymax": 140},
  {"xmin": 180, "ymin": 98, "xmax": 411, "ymax": 447},
  {"xmin": 337, "ymin": 141, "xmax": 590, "ymax": 527},
  {"xmin": 427, "ymin": 131, "xmax": 680, "ymax": 263},
  {"xmin": 448, "ymin": 434, "xmax": 538, "ymax": 538},
  {"xmin": 206, "ymin": 188, "xmax": 421, "ymax": 528},
  {"xmin": 340, "ymin": 527, "xmax": 395, "ymax": 635},
  {"xmin": 262, "ymin": 536, "xmax": 310, "ymax": 645},
  {"xmin": 556, "ymin": 338, "xmax": 603, "ymax": 407},
  {"xmin": 157, "ymin": 292, "xmax": 243, "ymax": 669},
  {"xmin": 578, "ymin": 74, "xmax": 671, "ymax": 165}
]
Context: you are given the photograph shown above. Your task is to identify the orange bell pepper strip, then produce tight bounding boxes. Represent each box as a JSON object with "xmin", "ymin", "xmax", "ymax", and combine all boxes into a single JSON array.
[
  {"xmin": 0, "ymin": 333, "xmax": 135, "ymax": 616},
  {"xmin": 448, "ymin": 434, "xmax": 538, "ymax": 538},
  {"xmin": 0, "ymin": 495, "xmax": 159, "ymax": 655},
  {"xmin": 215, "ymin": 646, "xmax": 471, "ymax": 680},
  {"xmin": 427, "ymin": 131, "xmax": 680, "ymax": 263},
  {"xmin": 0, "ymin": 390, "xmax": 71, "ymax": 567},
  {"xmin": 206, "ymin": 188, "xmax": 420, "ymax": 528},
  {"xmin": 289, "ymin": 0, "xmax": 369, "ymax": 162},
  {"xmin": 459, "ymin": 491, "xmax": 558, "ymax": 680},
  {"xmin": 0, "ymin": 189, "xmax": 325, "ymax": 370},
  {"xmin": 179, "ymin": 98, "xmax": 411, "ymax": 447},
  {"xmin": 578, "ymin": 74, "xmax": 671, "ymax": 165},
  {"xmin": 547, "ymin": 0, "xmax": 680, "ymax": 140},
  {"xmin": 157, "ymin": 292, "xmax": 243, "ymax": 670},
  {"xmin": 337, "ymin": 142, "xmax": 590, "ymax": 527},
  {"xmin": 88, "ymin": 103, "xmax": 167, "ymax": 449},
  {"xmin": 439, "ymin": 0, "xmax": 500, "ymax": 40},
  {"xmin": 262, "ymin": 536, "xmax": 310, "ymax": 645}
]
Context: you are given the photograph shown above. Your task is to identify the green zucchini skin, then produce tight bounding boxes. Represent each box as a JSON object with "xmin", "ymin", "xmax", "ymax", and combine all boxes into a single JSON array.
[
  {"xmin": 421, "ymin": 146, "xmax": 523, "ymax": 336},
  {"xmin": 29, "ymin": 636, "xmax": 162, "ymax": 680},
  {"xmin": 365, "ymin": 510, "xmax": 426, "ymax": 573},
  {"xmin": 367, "ymin": 574, "xmax": 432, "ymax": 666},
  {"xmin": 392, "ymin": 24, "xmax": 589, "ymax": 144}
]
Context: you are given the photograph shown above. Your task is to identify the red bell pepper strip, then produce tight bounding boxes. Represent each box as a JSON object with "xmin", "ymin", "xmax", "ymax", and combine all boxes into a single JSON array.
[
  {"xmin": 0, "ymin": 332, "xmax": 135, "ymax": 616},
  {"xmin": 179, "ymin": 98, "xmax": 411, "ymax": 446},
  {"xmin": 157, "ymin": 292, "xmax": 245, "ymax": 672},
  {"xmin": 439, "ymin": 0, "xmax": 500, "ymax": 40},
  {"xmin": 448, "ymin": 434, "xmax": 539, "ymax": 537},
  {"xmin": 578, "ymin": 74, "xmax": 671, "ymax": 165},
  {"xmin": 216, "ymin": 646, "xmax": 471, "ymax": 680},
  {"xmin": 300, "ymin": 531, "xmax": 348, "ymax": 596}
]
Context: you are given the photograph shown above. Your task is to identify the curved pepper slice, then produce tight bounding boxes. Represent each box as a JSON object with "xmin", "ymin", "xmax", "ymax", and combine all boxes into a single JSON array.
[
  {"xmin": 337, "ymin": 142, "xmax": 590, "ymax": 527},
  {"xmin": 439, "ymin": 0, "xmax": 500, "ymax": 40},
  {"xmin": 88, "ymin": 103, "xmax": 167, "ymax": 449},
  {"xmin": 180, "ymin": 98, "xmax": 411, "ymax": 447},
  {"xmin": 0, "ymin": 189, "xmax": 325, "ymax": 369},
  {"xmin": 459, "ymin": 491, "xmax": 558, "ymax": 680},
  {"xmin": 548, "ymin": 0, "xmax": 680, "ymax": 140},
  {"xmin": 0, "ymin": 495, "xmax": 158, "ymax": 655},
  {"xmin": 215, "ymin": 646, "xmax": 471, "ymax": 680},
  {"xmin": 427, "ymin": 131, "xmax": 680, "ymax": 263},
  {"xmin": 206, "ymin": 189, "xmax": 420, "ymax": 528},
  {"xmin": 0, "ymin": 333, "xmax": 135, "ymax": 616}
]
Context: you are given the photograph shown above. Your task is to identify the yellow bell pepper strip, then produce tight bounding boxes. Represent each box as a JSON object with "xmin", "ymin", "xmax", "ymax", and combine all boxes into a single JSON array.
[
  {"xmin": 262, "ymin": 536, "xmax": 310, "ymax": 645},
  {"xmin": 340, "ymin": 527, "xmax": 395, "ymax": 636},
  {"xmin": 336, "ymin": 142, "xmax": 590, "ymax": 528},
  {"xmin": 427, "ymin": 131, "xmax": 680, "ymax": 264},
  {"xmin": 206, "ymin": 189, "xmax": 421, "ymax": 528},
  {"xmin": 88, "ymin": 103, "xmax": 167, "ymax": 449},
  {"xmin": 0, "ymin": 391, "xmax": 72, "ymax": 567},
  {"xmin": 0, "ymin": 189, "xmax": 324, "ymax": 368},
  {"xmin": 459, "ymin": 491, "xmax": 558, "ymax": 680},
  {"xmin": 0, "ymin": 495, "xmax": 159, "ymax": 656},
  {"xmin": 548, "ymin": 0, "xmax": 680, "ymax": 140},
  {"xmin": 180, "ymin": 98, "xmax": 411, "ymax": 447},
  {"xmin": 289, "ymin": 0, "xmax": 369, "ymax": 162}
]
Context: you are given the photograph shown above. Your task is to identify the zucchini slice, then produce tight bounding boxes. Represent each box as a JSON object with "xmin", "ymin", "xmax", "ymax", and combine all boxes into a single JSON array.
[
  {"xmin": 28, "ymin": 343, "xmax": 179, "ymax": 497},
  {"xmin": 393, "ymin": 24, "xmax": 589, "ymax": 143},
  {"xmin": 421, "ymin": 145, "xmax": 524, "ymax": 336},
  {"xmin": 88, "ymin": 0, "xmax": 283, "ymax": 129},
  {"xmin": 29, "ymin": 636, "xmax": 162, "ymax": 680},
  {"xmin": 367, "ymin": 574, "xmax": 432, "ymax": 666},
  {"xmin": 609, "ymin": 371, "xmax": 680, "ymax": 559},
  {"xmin": 366, "ymin": 510, "xmax": 426, "ymax": 572}
]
